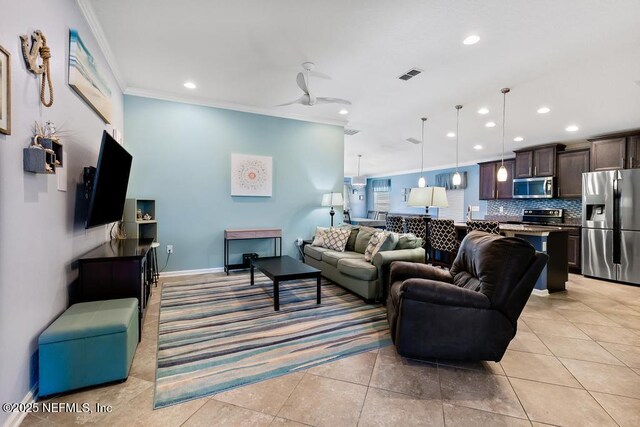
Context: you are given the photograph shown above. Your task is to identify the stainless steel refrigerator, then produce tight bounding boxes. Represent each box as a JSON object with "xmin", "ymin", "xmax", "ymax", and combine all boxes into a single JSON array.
[{"xmin": 582, "ymin": 169, "xmax": 640, "ymax": 285}]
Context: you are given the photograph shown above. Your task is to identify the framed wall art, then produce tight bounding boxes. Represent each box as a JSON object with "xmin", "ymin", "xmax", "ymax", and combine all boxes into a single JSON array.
[
  {"xmin": 0, "ymin": 44, "xmax": 10, "ymax": 135},
  {"xmin": 231, "ymin": 154, "xmax": 273, "ymax": 197},
  {"xmin": 68, "ymin": 29, "xmax": 112, "ymax": 123}
]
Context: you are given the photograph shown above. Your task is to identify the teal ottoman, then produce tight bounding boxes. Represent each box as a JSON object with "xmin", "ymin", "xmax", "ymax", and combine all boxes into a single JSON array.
[{"xmin": 38, "ymin": 298, "xmax": 138, "ymax": 397}]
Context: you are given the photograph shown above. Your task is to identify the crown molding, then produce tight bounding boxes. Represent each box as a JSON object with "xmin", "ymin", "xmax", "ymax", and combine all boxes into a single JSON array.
[
  {"xmin": 124, "ymin": 87, "xmax": 349, "ymax": 127},
  {"xmin": 76, "ymin": 0, "xmax": 126, "ymax": 91}
]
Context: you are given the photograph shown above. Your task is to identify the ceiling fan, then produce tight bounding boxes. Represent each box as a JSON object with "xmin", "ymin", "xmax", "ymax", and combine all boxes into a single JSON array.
[{"xmin": 277, "ymin": 62, "xmax": 351, "ymax": 107}]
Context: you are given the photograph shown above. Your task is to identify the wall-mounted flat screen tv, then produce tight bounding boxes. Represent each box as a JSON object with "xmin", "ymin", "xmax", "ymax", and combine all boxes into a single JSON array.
[{"xmin": 85, "ymin": 131, "xmax": 133, "ymax": 228}]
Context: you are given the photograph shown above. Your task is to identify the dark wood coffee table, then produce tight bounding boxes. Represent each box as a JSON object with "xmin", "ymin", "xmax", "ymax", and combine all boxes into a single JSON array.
[{"xmin": 250, "ymin": 256, "xmax": 321, "ymax": 311}]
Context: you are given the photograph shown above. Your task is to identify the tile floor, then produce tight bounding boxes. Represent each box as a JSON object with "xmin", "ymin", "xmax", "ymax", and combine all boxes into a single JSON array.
[{"xmin": 21, "ymin": 273, "xmax": 640, "ymax": 427}]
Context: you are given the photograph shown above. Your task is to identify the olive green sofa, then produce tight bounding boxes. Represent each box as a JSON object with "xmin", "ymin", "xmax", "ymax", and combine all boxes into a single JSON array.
[{"xmin": 304, "ymin": 226, "xmax": 425, "ymax": 301}]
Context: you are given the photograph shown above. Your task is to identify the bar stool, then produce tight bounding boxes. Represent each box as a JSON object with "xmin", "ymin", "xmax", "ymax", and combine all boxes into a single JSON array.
[
  {"xmin": 466, "ymin": 220, "xmax": 500, "ymax": 235},
  {"xmin": 429, "ymin": 219, "xmax": 460, "ymax": 268},
  {"xmin": 151, "ymin": 242, "xmax": 160, "ymax": 286}
]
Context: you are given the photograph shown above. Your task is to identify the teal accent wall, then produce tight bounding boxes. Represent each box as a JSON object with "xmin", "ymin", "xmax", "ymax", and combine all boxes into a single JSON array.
[
  {"xmin": 366, "ymin": 165, "xmax": 487, "ymax": 217},
  {"xmin": 124, "ymin": 96, "xmax": 344, "ymax": 272}
]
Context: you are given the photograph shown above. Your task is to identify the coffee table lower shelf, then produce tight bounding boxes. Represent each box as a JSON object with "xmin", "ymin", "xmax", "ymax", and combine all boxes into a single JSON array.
[{"xmin": 250, "ymin": 256, "xmax": 322, "ymax": 311}]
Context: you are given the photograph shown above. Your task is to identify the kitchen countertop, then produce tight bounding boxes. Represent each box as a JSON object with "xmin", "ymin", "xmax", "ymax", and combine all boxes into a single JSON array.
[{"xmin": 455, "ymin": 223, "xmax": 570, "ymax": 236}]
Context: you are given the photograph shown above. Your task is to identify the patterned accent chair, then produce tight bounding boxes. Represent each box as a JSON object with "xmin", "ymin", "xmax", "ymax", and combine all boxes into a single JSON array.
[
  {"xmin": 466, "ymin": 220, "xmax": 500, "ymax": 235},
  {"xmin": 405, "ymin": 217, "xmax": 427, "ymax": 248},
  {"xmin": 429, "ymin": 219, "xmax": 460, "ymax": 268},
  {"xmin": 385, "ymin": 215, "xmax": 405, "ymax": 233}
]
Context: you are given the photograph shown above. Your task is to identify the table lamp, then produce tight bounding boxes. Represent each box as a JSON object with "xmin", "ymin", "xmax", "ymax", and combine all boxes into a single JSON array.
[
  {"xmin": 321, "ymin": 192, "xmax": 344, "ymax": 226},
  {"xmin": 407, "ymin": 186, "xmax": 448, "ymax": 217}
]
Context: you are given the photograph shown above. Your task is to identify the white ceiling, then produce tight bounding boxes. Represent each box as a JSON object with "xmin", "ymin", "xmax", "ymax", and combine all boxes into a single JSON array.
[{"xmin": 85, "ymin": 0, "xmax": 640, "ymax": 177}]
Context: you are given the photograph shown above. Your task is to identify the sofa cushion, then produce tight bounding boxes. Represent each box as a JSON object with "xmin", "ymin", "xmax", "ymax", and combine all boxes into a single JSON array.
[
  {"xmin": 397, "ymin": 233, "xmax": 422, "ymax": 249},
  {"xmin": 322, "ymin": 250, "xmax": 364, "ymax": 267},
  {"xmin": 354, "ymin": 226, "xmax": 379, "ymax": 254},
  {"xmin": 321, "ymin": 228, "xmax": 351, "ymax": 252},
  {"xmin": 364, "ymin": 231, "xmax": 388, "ymax": 262},
  {"xmin": 337, "ymin": 258, "xmax": 378, "ymax": 281},
  {"xmin": 304, "ymin": 245, "xmax": 331, "ymax": 261}
]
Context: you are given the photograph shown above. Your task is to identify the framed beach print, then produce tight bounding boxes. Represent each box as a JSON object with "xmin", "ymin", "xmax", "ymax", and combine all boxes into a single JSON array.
[
  {"xmin": 68, "ymin": 29, "xmax": 112, "ymax": 124},
  {"xmin": 231, "ymin": 154, "xmax": 273, "ymax": 197},
  {"xmin": 0, "ymin": 44, "xmax": 10, "ymax": 135}
]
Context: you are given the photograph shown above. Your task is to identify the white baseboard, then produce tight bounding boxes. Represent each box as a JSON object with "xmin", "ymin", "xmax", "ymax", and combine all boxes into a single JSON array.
[
  {"xmin": 532, "ymin": 289, "xmax": 550, "ymax": 296},
  {"xmin": 160, "ymin": 267, "xmax": 225, "ymax": 278},
  {"xmin": 3, "ymin": 383, "xmax": 38, "ymax": 427}
]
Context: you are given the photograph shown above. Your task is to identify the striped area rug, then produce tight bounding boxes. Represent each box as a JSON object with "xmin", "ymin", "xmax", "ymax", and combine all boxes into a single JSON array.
[{"xmin": 154, "ymin": 272, "xmax": 391, "ymax": 408}]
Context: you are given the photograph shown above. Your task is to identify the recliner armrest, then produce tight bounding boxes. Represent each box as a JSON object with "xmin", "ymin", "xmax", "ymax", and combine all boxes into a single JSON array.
[
  {"xmin": 400, "ymin": 278, "xmax": 491, "ymax": 309},
  {"xmin": 372, "ymin": 248, "xmax": 425, "ymax": 268},
  {"xmin": 389, "ymin": 261, "xmax": 454, "ymax": 284}
]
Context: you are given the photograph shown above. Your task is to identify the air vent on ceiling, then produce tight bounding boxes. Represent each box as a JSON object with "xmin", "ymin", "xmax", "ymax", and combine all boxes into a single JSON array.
[
  {"xmin": 398, "ymin": 68, "xmax": 423, "ymax": 81},
  {"xmin": 344, "ymin": 128, "xmax": 360, "ymax": 136}
]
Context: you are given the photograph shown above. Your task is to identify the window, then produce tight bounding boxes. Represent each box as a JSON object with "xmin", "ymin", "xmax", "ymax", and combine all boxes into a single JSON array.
[
  {"xmin": 438, "ymin": 189, "xmax": 465, "ymax": 222},
  {"xmin": 374, "ymin": 191, "xmax": 390, "ymax": 212}
]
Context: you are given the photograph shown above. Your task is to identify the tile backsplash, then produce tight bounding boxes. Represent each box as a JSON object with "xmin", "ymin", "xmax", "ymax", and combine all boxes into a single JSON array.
[{"xmin": 486, "ymin": 198, "xmax": 582, "ymax": 219}]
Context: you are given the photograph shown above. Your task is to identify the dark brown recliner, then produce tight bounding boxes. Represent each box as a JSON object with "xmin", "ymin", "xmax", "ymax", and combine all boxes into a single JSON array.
[{"xmin": 387, "ymin": 231, "xmax": 548, "ymax": 361}]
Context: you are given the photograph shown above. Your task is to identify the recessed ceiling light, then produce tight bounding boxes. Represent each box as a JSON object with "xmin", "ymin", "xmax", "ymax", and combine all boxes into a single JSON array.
[
  {"xmin": 485, "ymin": 121, "xmax": 496, "ymax": 128},
  {"xmin": 184, "ymin": 82, "xmax": 196, "ymax": 89},
  {"xmin": 537, "ymin": 107, "xmax": 550, "ymax": 114},
  {"xmin": 473, "ymin": 145, "xmax": 483, "ymax": 150},
  {"xmin": 447, "ymin": 132, "xmax": 456, "ymax": 138},
  {"xmin": 478, "ymin": 107, "xmax": 489, "ymax": 115},
  {"xmin": 463, "ymin": 35, "xmax": 480, "ymax": 45},
  {"xmin": 513, "ymin": 136, "xmax": 524, "ymax": 142},
  {"xmin": 339, "ymin": 109, "xmax": 349, "ymax": 115},
  {"xmin": 566, "ymin": 125, "xmax": 579, "ymax": 132}
]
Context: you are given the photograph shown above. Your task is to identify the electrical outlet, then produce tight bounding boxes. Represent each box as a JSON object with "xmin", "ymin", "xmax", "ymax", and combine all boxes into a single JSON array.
[
  {"xmin": 471, "ymin": 205, "xmax": 480, "ymax": 212},
  {"xmin": 499, "ymin": 206, "xmax": 504, "ymax": 213},
  {"xmin": 167, "ymin": 245, "xmax": 174, "ymax": 254}
]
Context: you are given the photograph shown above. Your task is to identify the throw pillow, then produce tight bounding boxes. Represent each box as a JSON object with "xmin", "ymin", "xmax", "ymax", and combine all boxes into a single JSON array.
[
  {"xmin": 321, "ymin": 228, "xmax": 351, "ymax": 252},
  {"xmin": 364, "ymin": 231, "xmax": 388, "ymax": 262},
  {"xmin": 379, "ymin": 231, "xmax": 399, "ymax": 252},
  {"xmin": 338, "ymin": 225, "xmax": 360, "ymax": 252},
  {"xmin": 397, "ymin": 233, "xmax": 421, "ymax": 249},
  {"xmin": 311, "ymin": 227, "xmax": 329, "ymax": 246},
  {"xmin": 354, "ymin": 226, "xmax": 379, "ymax": 254}
]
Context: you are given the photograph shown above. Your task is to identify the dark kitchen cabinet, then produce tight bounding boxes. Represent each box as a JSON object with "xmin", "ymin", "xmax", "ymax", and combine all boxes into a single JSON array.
[
  {"xmin": 514, "ymin": 151, "xmax": 533, "ymax": 178},
  {"xmin": 590, "ymin": 137, "xmax": 626, "ymax": 171},
  {"xmin": 533, "ymin": 147, "xmax": 556, "ymax": 177},
  {"xmin": 479, "ymin": 159, "xmax": 514, "ymax": 200},
  {"xmin": 479, "ymin": 162, "xmax": 497, "ymax": 200},
  {"xmin": 557, "ymin": 149, "xmax": 590, "ymax": 198},
  {"xmin": 567, "ymin": 228, "xmax": 581, "ymax": 272},
  {"xmin": 514, "ymin": 144, "xmax": 565, "ymax": 178},
  {"xmin": 496, "ymin": 159, "xmax": 515, "ymax": 199},
  {"xmin": 627, "ymin": 136, "xmax": 640, "ymax": 169}
]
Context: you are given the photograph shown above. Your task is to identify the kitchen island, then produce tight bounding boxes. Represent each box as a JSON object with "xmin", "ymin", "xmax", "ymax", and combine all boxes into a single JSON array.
[{"xmin": 455, "ymin": 223, "xmax": 568, "ymax": 293}]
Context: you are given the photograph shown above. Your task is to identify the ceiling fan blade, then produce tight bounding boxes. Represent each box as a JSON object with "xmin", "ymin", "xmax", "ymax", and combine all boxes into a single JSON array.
[
  {"xmin": 316, "ymin": 97, "xmax": 352, "ymax": 105},
  {"xmin": 309, "ymin": 70, "xmax": 332, "ymax": 80},
  {"xmin": 275, "ymin": 96, "xmax": 305, "ymax": 107},
  {"xmin": 296, "ymin": 72, "xmax": 309, "ymax": 94},
  {"xmin": 406, "ymin": 138, "xmax": 422, "ymax": 144}
]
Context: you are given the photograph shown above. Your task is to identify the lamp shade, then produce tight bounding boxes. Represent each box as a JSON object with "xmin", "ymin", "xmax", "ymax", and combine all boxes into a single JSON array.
[
  {"xmin": 321, "ymin": 192, "xmax": 344, "ymax": 207},
  {"xmin": 351, "ymin": 176, "xmax": 367, "ymax": 187},
  {"xmin": 407, "ymin": 187, "xmax": 448, "ymax": 208}
]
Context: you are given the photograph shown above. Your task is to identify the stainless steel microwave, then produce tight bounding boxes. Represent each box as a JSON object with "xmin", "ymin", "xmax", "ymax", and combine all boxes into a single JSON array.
[{"xmin": 513, "ymin": 176, "xmax": 555, "ymax": 198}]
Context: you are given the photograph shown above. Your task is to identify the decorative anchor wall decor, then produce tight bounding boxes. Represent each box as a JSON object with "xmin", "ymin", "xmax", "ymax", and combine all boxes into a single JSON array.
[{"xmin": 20, "ymin": 30, "xmax": 54, "ymax": 107}]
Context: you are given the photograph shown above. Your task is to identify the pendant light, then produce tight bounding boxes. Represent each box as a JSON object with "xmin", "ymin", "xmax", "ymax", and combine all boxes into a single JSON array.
[
  {"xmin": 352, "ymin": 154, "xmax": 366, "ymax": 187},
  {"xmin": 452, "ymin": 105, "xmax": 463, "ymax": 186},
  {"xmin": 418, "ymin": 117, "xmax": 427, "ymax": 188},
  {"xmin": 496, "ymin": 88, "xmax": 511, "ymax": 182}
]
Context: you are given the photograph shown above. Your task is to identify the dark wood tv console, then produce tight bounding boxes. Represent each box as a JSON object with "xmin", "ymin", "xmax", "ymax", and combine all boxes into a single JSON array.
[{"xmin": 77, "ymin": 238, "xmax": 154, "ymax": 339}]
